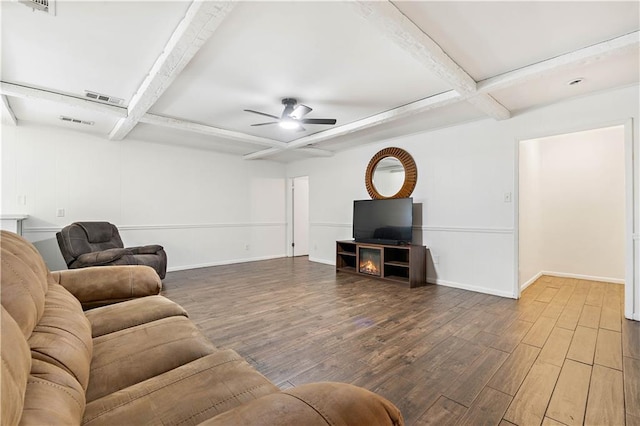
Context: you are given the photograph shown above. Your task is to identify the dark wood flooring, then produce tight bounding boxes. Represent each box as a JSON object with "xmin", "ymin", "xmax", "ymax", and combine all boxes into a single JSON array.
[{"xmin": 162, "ymin": 257, "xmax": 640, "ymax": 426}]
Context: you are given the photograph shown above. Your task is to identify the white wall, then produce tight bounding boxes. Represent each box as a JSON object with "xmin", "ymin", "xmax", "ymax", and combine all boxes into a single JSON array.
[
  {"xmin": 2, "ymin": 85, "xmax": 638, "ymax": 318},
  {"xmin": 520, "ymin": 126, "xmax": 626, "ymax": 287},
  {"xmin": 1, "ymin": 124, "xmax": 287, "ymax": 271},
  {"xmin": 286, "ymin": 85, "xmax": 639, "ymax": 307}
]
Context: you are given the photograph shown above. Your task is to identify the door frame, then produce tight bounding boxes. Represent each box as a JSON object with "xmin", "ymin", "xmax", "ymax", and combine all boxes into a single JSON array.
[
  {"xmin": 287, "ymin": 175, "xmax": 310, "ymax": 258},
  {"xmin": 513, "ymin": 118, "xmax": 637, "ymax": 320}
]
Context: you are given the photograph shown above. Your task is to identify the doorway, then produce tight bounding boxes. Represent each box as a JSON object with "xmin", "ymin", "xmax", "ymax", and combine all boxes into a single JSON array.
[
  {"xmin": 517, "ymin": 122, "xmax": 635, "ymax": 319},
  {"xmin": 292, "ymin": 176, "xmax": 309, "ymax": 257}
]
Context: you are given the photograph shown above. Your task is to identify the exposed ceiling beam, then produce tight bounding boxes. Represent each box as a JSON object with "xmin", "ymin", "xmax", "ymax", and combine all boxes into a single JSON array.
[
  {"xmin": 1, "ymin": 95, "xmax": 17, "ymax": 125},
  {"xmin": 478, "ymin": 31, "xmax": 640, "ymax": 93},
  {"xmin": 244, "ymin": 147, "xmax": 282, "ymax": 161},
  {"xmin": 351, "ymin": 1, "xmax": 510, "ymax": 120},
  {"xmin": 109, "ymin": 1, "xmax": 236, "ymax": 141},
  {"xmin": 244, "ymin": 90, "xmax": 461, "ymax": 160},
  {"xmin": 0, "ymin": 81, "xmax": 127, "ymax": 117},
  {"xmin": 289, "ymin": 90, "xmax": 461, "ymax": 149},
  {"xmin": 140, "ymin": 113, "xmax": 287, "ymax": 149},
  {"xmin": 297, "ymin": 147, "xmax": 334, "ymax": 158},
  {"xmin": 466, "ymin": 94, "xmax": 510, "ymax": 121}
]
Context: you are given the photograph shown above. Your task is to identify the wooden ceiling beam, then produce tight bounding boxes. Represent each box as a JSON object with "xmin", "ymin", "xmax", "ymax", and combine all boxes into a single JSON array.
[
  {"xmin": 297, "ymin": 147, "xmax": 334, "ymax": 158},
  {"xmin": 1, "ymin": 95, "xmax": 17, "ymax": 125},
  {"xmin": 109, "ymin": 1, "xmax": 236, "ymax": 141},
  {"xmin": 140, "ymin": 113, "xmax": 287, "ymax": 149},
  {"xmin": 351, "ymin": 1, "xmax": 510, "ymax": 121},
  {"xmin": 477, "ymin": 31, "xmax": 640, "ymax": 93}
]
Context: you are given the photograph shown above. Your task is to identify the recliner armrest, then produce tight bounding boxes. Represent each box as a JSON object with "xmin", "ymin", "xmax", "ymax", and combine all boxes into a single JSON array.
[
  {"xmin": 198, "ymin": 382, "xmax": 404, "ymax": 426},
  {"xmin": 51, "ymin": 265, "xmax": 162, "ymax": 310},
  {"xmin": 74, "ymin": 248, "xmax": 131, "ymax": 268},
  {"xmin": 129, "ymin": 244, "xmax": 164, "ymax": 255}
]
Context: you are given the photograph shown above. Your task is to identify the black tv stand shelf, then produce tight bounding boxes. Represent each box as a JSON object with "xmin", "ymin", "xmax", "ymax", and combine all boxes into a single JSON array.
[{"xmin": 336, "ymin": 240, "xmax": 427, "ymax": 288}]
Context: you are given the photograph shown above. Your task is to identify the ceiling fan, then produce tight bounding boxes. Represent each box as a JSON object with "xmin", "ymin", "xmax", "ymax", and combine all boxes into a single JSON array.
[{"xmin": 244, "ymin": 98, "xmax": 337, "ymax": 131}]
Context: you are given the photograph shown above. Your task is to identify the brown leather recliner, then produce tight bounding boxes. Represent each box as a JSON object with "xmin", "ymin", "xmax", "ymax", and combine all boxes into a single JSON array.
[{"xmin": 56, "ymin": 221, "xmax": 167, "ymax": 279}]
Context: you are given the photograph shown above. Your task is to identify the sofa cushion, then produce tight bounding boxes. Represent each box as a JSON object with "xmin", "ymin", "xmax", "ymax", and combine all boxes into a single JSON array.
[
  {"xmin": 29, "ymin": 283, "xmax": 93, "ymax": 391},
  {"xmin": 86, "ymin": 316, "xmax": 217, "ymax": 402},
  {"xmin": 51, "ymin": 265, "xmax": 162, "ymax": 310},
  {"xmin": 85, "ymin": 295, "xmax": 188, "ymax": 337},
  {"xmin": 1, "ymin": 307, "xmax": 32, "ymax": 426},
  {"xmin": 83, "ymin": 349, "xmax": 279, "ymax": 426},
  {"xmin": 21, "ymin": 358, "xmax": 86, "ymax": 425},
  {"xmin": 199, "ymin": 382, "xmax": 405, "ymax": 426},
  {"xmin": 0, "ymin": 239, "xmax": 48, "ymax": 339},
  {"xmin": 74, "ymin": 248, "xmax": 131, "ymax": 268},
  {"xmin": 1, "ymin": 230, "xmax": 49, "ymax": 286},
  {"xmin": 77, "ymin": 222, "xmax": 118, "ymax": 245},
  {"xmin": 130, "ymin": 245, "xmax": 163, "ymax": 255}
]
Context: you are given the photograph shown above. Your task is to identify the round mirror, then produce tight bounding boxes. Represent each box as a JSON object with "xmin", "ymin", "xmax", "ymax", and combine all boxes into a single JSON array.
[
  {"xmin": 365, "ymin": 147, "xmax": 417, "ymax": 199},
  {"xmin": 372, "ymin": 157, "xmax": 405, "ymax": 197}
]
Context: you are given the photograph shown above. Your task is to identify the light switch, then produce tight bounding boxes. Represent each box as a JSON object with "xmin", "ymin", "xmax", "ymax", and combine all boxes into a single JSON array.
[{"xmin": 504, "ymin": 192, "xmax": 512, "ymax": 203}]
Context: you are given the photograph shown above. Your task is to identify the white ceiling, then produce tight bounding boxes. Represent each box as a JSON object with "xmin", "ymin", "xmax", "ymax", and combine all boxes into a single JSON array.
[{"xmin": 2, "ymin": 1, "xmax": 638, "ymax": 162}]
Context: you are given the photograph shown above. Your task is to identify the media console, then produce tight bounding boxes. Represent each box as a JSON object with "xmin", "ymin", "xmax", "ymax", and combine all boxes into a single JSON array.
[{"xmin": 336, "ymin": 240, "xmax": 427, "ymax": 288}]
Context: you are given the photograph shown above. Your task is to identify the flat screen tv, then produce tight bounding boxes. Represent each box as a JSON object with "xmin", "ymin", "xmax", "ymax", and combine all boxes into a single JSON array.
[{"xmin": 353, "ymin": 197, "xmax": 413, "ymax": 245}]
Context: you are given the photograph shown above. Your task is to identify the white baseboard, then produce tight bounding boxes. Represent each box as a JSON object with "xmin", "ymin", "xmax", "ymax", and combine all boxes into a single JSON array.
[
  {"xmin": 541, "ymin": 270, "xmax": 624, "ymax": 285},
  {"xmin": 427, "ymin": 277, "xmax": 516, "ymax": 299},
  {"xmin": 308, "ymin": 256, "xmax": 335, "ymax": 266},
  {"xmin": 167, "ymin": 254, "xmax": 286, "ymax": 272},
  {"xmin": 521, "ymin": 271, "xmax": 544, "ymax": 292}
]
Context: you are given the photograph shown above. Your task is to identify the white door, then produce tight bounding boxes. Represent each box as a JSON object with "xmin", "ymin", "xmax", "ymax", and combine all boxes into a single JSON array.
[{"xmin": 292, "ymin": 176, "xmax": 309, "ymax": 256}]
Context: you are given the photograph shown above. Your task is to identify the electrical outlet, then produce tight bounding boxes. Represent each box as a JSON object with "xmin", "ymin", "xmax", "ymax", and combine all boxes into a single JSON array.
[
  {"xmin": 18, "ymin": 195, "xmax": 26, "ymax": 205},
  {"xmin": 56, "ymin": 208, "xmax": 65, "ymax": 217},
  {"xmin": 245, "ymin": 244, "xmax": 250, "ymax": 251},
  {"xmin": 504, "ymin": 192, "xmax": 512, "ymax": 203}
]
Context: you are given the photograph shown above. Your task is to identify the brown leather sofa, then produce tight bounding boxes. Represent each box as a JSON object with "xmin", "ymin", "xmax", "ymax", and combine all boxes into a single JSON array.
[
  {"xmin": 56, "ymin": 221, "xmax": 168, "ymax": 279},
  {"xmin": 1, "ymin": 231, "xmax": 404, "ymax": 426}
]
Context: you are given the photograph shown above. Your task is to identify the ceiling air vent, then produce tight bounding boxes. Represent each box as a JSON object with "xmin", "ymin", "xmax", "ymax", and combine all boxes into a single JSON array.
[
  {"xmin": 85, "ymin": 90, "xmax": 123, "ymax": 106},
  {"xmin": 18, "ymin": 0, "xmax": 55, "ymax": 15},
  {"xmin": 59, "ymin": 116, "xmax": 94, "ymax": 126}
]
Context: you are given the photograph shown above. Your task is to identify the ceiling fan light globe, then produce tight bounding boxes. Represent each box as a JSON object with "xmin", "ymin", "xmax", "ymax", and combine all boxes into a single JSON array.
[{"xmin": 279, "ymin": 120, "xmax": 300, "ymax": 130}]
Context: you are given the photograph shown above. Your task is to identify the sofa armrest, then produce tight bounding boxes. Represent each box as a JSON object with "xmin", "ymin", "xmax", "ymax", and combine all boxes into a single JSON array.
[
  {"xmin": 129, "ymin": 244, "xmax": 164, "ymax": 255},
  {"xmin": 51, "ymin": 265, "xmax": 162, "ymax": 310},
  {"xmin": 198, "ymin": 382, "xmax": 404, "ymax": 426},
  {"xmin": 74, "ymin": 248, "xmax": 131, "ymax": 268}
]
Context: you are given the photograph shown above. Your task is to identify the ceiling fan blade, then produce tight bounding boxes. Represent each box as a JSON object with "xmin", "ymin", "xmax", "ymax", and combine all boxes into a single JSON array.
[
  {"xmin": 244, "ymin": 109, "xmax": 280, "ymax": 120},
  {"xmin": 251, "ymin": 122, "xmax": 278, "ymax": 126},
  {"xmin": 301, "ymin": 118, "xmax": 337, "ymax": 125},
  {"xmin": 290, "ymin": 104, "xmax": 312, "ymax": 119}
]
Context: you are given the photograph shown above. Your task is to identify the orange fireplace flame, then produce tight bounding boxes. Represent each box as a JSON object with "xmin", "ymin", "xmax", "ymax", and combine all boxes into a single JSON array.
[{"xmin": 360, "ymin": 259, "xmax": 380, "ymax": 275}]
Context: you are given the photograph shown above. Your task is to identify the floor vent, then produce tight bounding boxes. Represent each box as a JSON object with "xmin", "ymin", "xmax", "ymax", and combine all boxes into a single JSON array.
[
  {"xmin": 85, "ymin": 90, "xmax": 123, "ymax": 106},
  {"xmin": 59, "ymin": 116, "xmax": 94, "ymax": 126},
  {"xmin": 18, "ymin": 0, "xmax": 55, "ymax": 15}
]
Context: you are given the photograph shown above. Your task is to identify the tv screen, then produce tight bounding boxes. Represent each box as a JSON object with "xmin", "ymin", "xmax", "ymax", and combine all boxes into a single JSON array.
[{"xmin": 353, "ymin": 198, "xmax": 413, "ymax": 245}]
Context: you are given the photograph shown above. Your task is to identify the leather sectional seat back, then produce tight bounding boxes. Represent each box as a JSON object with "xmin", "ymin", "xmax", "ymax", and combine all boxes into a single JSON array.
[
  {"xmin": 1, "ymin": 231, "xmax": 404, "ymax": 426},
  {"xmin": 1, "ymin": 231, "xmax": 92, "ymax": 425}
]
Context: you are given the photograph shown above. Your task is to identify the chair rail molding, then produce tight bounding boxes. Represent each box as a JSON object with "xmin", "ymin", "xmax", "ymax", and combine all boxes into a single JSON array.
[{"xmin": 23, "ymin": 222, "xmax": 286, "ymax": 233}]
